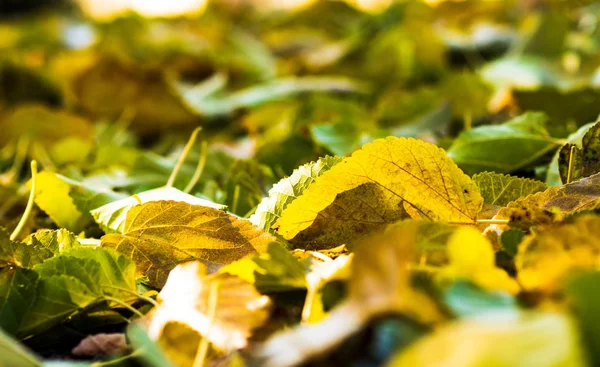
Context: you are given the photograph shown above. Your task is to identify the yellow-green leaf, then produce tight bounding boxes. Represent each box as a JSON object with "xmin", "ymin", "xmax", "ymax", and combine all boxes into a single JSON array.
[
  {"xmin": 250, "ymin": 156, "xmax": 342, "ymax": 232},
  {"xmin": 274, "ymin": 137, "xmax": 483, "ymax": 249},
  {"xmin": 29, "ymin": 171, "xmax": 88, "ymax": 233},
  {"xmin": 101, "ymin": 200, "xmax": 280, "ymax": 288},
  {"xmin": 473, "ymin": 172, "xmax": 547, "ymax": 207}
]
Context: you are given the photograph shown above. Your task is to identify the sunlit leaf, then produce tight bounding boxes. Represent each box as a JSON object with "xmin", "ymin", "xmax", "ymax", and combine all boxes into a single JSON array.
[
  {"xmin": 387, "ymin": 311, "xmax": 586, "ymax": 367},
  {"xmin": 143, "ymin": 261, "xmax": 271, "ymax": 354},
  {"xmin": 101, "ymin": 200, "xmax": 279, "ymax": 287},
  {"xmin": 26, "ymin": 228, "xmax": 80, "ymax": 254},
  {"xmin": 250, "ymin": 156, "xmax": 342, "ymax": 232},
  {"xmin": 275, "ymin": 137, "xmax": 483, "ymax": 249},
  {"xmin": 92, "ymin": 186, "xmax": 226, "ymax": 234}
]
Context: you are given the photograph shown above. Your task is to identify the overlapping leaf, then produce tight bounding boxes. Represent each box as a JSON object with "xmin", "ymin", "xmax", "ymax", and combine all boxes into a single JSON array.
[
  {"xmin": 143, "ymin": 262, "xmax": 271, "ymax": 357},
  {"xmin": 497, "ymin": 173, "xmax": 600, "ymax": 228},
  {"xmin": 473, "ymin": 172, "xmax": 547, "ymax": 207},
  {"xmin": 92, "ymin": 186, "xmax": 226, "ymax": 233},
  {"xmin": 447, "ymin": 112, "xmax": 561, "ymax": 175},
  {"xmin": 558, "ymin": 120, "xmax": 600, "ymax": 184},
  {"xmin": 101, "ymin": 200, "xmax": 279, "ymax": 288},
  {"xmin": 250, "ymin": 156, "xmax": 342, "ymax": 232},
  {"xmin": 274, "ymin": 137, "xmax": 483, "ymax": 249}
]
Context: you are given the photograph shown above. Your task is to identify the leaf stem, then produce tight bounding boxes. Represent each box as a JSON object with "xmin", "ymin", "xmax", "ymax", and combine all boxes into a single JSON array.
[
  {"xmin": 103, "ymin": 295, "xmax": 145, "ymax": 319},
  {"xmin": 184, "ymin": 140, "xmax": 208, "ymax": 193},
  {"xmin": 567, "ymin": 145, "xmax": 576, "ymax": 184},
  {"xmin": 10, "ymin": 161, "xmax": 37, "ymax": 241},
  {"xmin": 166, "ymin": 127, "xmax": 201, "ymax": 188},
  {"xmin": 193, "ymin": 280, "xmax": 220, "ymax": 367},
  {"xmin": 102, "ymin": 285, "xmax": 159, "ymax": 307},
  {"xmin": 464, "ymin": 110, "xmax": 472, "ymax": 131},
  {"xmin": 475, "ymin": 219, "xmax": 510, "ymax": 225},
  {"xmin": 231, "ymin": 184, "xmax": 241, "ymax": 214}
]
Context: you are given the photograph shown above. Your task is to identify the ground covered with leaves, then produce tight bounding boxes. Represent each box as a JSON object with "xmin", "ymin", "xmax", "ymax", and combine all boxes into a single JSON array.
[{"xmin": 2, "ymin": 0, "xmax": 600, "ymax": 366}]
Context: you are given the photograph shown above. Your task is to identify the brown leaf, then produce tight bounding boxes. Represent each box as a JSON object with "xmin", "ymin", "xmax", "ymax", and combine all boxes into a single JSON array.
[{"xmin": 71, "ymin": 333, "xmax": 130, "ymax": 358}]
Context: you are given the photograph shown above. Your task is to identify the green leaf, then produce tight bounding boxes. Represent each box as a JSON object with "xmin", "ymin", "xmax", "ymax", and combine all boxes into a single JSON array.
[
  {"xmin": 101, "ymin": 200, "xmax": 279, "ymax": 288},
  {"xmin": 34, "ymin": 247, "xmax": 137, "ymax": 302},
  {"xmin": 250, "ymin": 156, "xmax": 342, "ymax": 232},
  {"xmin": 500, "ymin": 229, "xmax": 525, "ymax": 257},
  {"xmin": 0, "ymin": 229, "xmax": 53, "ymax": 269},
  {"xmin": 472, "ymin": 172, "xmax": 547, "ymax": 207},
  {"xmin": 12, "ymin": 247, "xmax": 137, "ymax": 336},
  {"xmin": 444, "ymin": 281, "xmax": 517, "ymax": 318},
  {"xmin": 222, "ymin": 242, "xmax": 308, "ymax": 293},
  {"xmin": 18, "ymin": 275, "xmax": 97, "ymax": 337},
  {"xmin": 27, "ymin": 229, "xmax": 80, "ymax": 254},
  {"xmin": 127, "ymin": 325, "xmax": 175, "ymax": 367},
  {"xmin": 447, "ymin": 112, "xmax": 561, "ymax": 175},
  {"xmin": 566, "ymin": 271, "xmax": 600, "ymax": 366},
  {"xmin": 0, "ymin": 329, "xmax": 41, "ymax": 367},
  {"xmin": 0, "ymin": 268, "xmax": 39, "ymax": 335},
  {"xmin": 91, "ymin": 186, "xmax": 227, "ymax": 234}
]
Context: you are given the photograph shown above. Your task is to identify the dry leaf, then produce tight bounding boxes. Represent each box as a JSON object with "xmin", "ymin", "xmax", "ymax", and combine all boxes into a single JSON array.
[
  {"xmin": 142, "ymin": 262, "xmax": 271, "ymax": 354},
  {"xmin": 71, "ymin": 333, "xmax": 130, "ymax": 357},
  {"xmin": 101, "ymin": 200, "xmax": 280, "ymax": 288}
]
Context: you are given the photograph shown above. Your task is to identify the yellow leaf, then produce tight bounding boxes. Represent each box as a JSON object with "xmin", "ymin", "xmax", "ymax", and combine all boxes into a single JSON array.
[
  {"xmin": 443, "ymin": 227, "xmax": 519, "ymax": 294},
  {"xmin": 388, "ymin": 311, "xmax": 586, "ymax": 367},
  {"xmin": 274, "ymin": 137, "xmax": 483, "ymax": 249},
  {"xmin": 516, "ymin": 215, "xmax": 600, "ymax": 291},
  {"xmin": 101, "ymin": 200, "xmax": 280, "ymax": 288},
  {"xmin": 141, "ymin": 262, "xmax": 270, "ymax": 365},
  {"xmin": 29, "ymin": 171, "xmax": 88, "ymax": 232}
]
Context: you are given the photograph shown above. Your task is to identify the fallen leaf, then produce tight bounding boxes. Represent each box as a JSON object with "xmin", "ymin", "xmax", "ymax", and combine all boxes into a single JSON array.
[
  {"xmin": 142, "ymin": 262, "xmax": 271, "ymax": 354},
  {"xmin": 92, "ymin": 186, "xmax": 226, "ymax": 234},
  {"xmin": 473, "ymin": 172, "xmax": 547, "ymax": 207},
  {"xmin": 497, "ymin": 173, "xmax": 600, "ymax": 228},
  {"xmin": 558, "ymin": 120, "xmax": 600, "ymax": 184},
  {"xmin": 101, "ymin": 200, "xmax": 279, "ymax": 288},
  {"xmin": 275, "ymin": 137, "xmax": 482, "ymax": 249},
  {"xmin": 447, "ymin": 112, "xmax": 561, "ymax": 175},
  {"xmin": 441, "ymin": 227, "xmax": 519, "ymax": 294},
  {"xmin": 72, "ymin": 333, "xmax": 130, "ymax": 357},
  {"xmin": 516, "ymin": 215, "xmax": 600, "ymax": 291},
  {"xmin": 249, "ymin": 155, "xmax": 342, "ymax": 232},
  {"xmin": 387, "ymin": 311, "xmax": 586, "ymax": 367}
]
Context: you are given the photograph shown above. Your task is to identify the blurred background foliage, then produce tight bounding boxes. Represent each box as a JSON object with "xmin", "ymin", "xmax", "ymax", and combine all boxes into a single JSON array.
[{"xmin": 1, "ymin": 0, "xmax": 600, "ymax": 225}]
